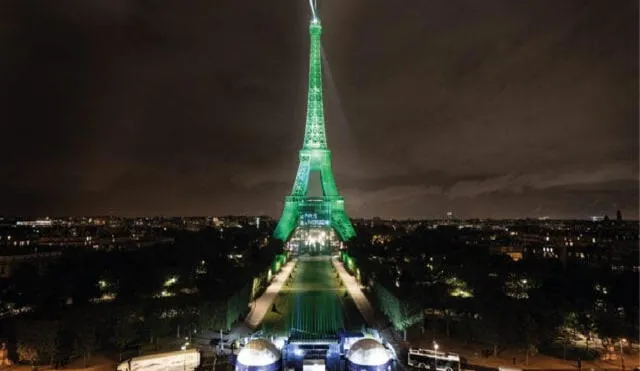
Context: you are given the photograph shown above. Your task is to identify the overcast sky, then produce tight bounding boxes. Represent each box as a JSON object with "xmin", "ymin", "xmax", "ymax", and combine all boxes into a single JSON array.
[{"xmin": 0, "ymin": 0, "xmax": 637, "ymax": 219}]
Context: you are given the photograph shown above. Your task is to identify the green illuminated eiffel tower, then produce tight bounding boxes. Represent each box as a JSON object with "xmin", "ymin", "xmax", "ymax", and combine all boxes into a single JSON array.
[{"xmin": 274, "ymin": 7, "xmax": 355, "ymax": 242}]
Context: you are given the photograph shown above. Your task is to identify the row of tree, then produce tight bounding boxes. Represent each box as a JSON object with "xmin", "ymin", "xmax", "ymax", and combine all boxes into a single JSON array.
[
  {"xmin": 1, "ymin": 228, "xmax": 288, "ymax": 367},
  {"xmin": 347, "ymin": 225, "xmax": 638, "ymax": 361},
  {"xmin": 3, "ymin": 289, "xmax": 257, "ymax": 367}
]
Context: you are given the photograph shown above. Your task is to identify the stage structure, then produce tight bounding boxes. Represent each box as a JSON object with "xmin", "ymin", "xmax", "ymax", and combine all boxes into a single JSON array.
[{"xmin": 274, "ymin": 2, "xmax": 356, "ymax": 245}]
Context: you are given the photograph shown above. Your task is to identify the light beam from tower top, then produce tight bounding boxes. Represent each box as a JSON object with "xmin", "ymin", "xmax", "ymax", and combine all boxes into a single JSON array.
[{"xmin": 308, "ymin": 0, "xmax": 319, "ymax": 23}]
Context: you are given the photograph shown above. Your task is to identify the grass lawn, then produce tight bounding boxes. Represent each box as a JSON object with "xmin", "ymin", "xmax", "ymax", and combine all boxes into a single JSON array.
[{"xmin": 260, "ymin": 257, "xmax": 365, "ymax": 337}]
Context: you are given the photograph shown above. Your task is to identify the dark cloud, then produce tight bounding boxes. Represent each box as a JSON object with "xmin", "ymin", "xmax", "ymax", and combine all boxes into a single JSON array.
[{"xmin": 0, "ymin": 0, "xmax": 637, "ymax": 219}]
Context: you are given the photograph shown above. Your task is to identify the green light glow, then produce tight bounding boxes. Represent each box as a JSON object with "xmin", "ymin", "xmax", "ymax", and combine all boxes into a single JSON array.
[
  {"xmin": 260, "ymin": 258, "xmax": 359, "ymax": 337},
  {"xmin": 274, "ymin": 14, "xmax": 355, "ymax": 242}
]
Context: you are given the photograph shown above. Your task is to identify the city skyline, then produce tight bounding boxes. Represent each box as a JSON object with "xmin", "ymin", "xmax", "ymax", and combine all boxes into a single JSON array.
[{"xmin": 0, "ymin": 0, "xmax": 637, "ymax": 219}]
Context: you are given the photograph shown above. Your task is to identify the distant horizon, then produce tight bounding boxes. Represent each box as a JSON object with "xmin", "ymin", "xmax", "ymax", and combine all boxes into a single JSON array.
[{"xmin": 2, "ymin": 214, "xmax": 638, "ymax": 222}]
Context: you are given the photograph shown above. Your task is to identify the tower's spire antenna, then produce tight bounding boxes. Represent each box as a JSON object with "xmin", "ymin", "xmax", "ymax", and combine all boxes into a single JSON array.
[{"xmin": 302, "ymin": 0, "xmax": 325, "ymax": 149}]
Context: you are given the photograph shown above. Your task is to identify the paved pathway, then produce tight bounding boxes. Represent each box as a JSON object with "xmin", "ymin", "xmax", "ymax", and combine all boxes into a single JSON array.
[
  {"xmin": 332, "ymin": 257, "xmax": 376, "ymax": 326},
  {"xmin": 244, "ymin": 259, "xmax": 297, "ymax": 329}
]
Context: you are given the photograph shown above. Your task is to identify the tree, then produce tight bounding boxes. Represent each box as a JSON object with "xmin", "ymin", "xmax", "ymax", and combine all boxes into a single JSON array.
[
  {"xmin": 556, "ymin": 327, "xmax": 577, "ymax": 360},
  {"xmin": 397, "ymin": 301, "xmax": 423, "ymax": 340},
  {"xmin": 565, "ymin": 312, "xmax": 596, "ymax": 350},
  {"xmin": 16, "ymin": 343, "xmax": 38, "ymax": 369},
  {"xmin": 197, "ymin": 301, "xmax": 227, "ymax": 331},
  {"xmin": 111, "ymin": 314, "xmax": 139, "ymax": 361},
  {"xmin": 473, "ymin": 296, "xmax": 517, "ymax": 357},
  {"xmin": 14, "ymin": 320, "xmax": 40, "ymax": 364},
  {"xmin": 517, "ymin": 311, "xmax": 539, "ymax": 366},
  {"xmin": 431, "ymin": 281, "xmax": 461, "ymax": 338},
  {"xmin": 373, "ymin": 283, "xmax": 422, "ymax": 340},
  {"xmin": 7, "ymin": 263, "xmax": 40, "ymax": 307},
  {"xmin": 15, "ymin": 320, "xmax": 60, "ymax": 367},
  {"xmin": 75, "ymin": 319, "xmax": 97, "ymax": 368},
  {"xmin": 142, "ymin": 311, "xmax": 173, "ymax": 348},
  {"xmin": 40, "ymin": 321, "xmax": 61, "ymax": 366},
  {"xmin": 595, "ymin": 309, "xmax": 630, "ymax": 354}
]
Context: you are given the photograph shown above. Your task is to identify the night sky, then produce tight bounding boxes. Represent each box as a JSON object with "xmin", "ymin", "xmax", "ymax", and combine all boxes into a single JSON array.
[{"xmin": 0, "ymin": 0, "xmax": 637, "ymax": 219}]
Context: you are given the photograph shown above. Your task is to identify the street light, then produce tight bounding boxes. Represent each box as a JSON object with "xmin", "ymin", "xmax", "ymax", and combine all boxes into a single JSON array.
[
  {"xmin": 181, "ymin": 342, "xmax": 190, "ymax": 371},
  {"xmin": 619, "ymin": 338, "xmax": 626, "ymax": 370},
  {"xmin": 433, "ymin": 342, "xmax": 439, "ymax": 371}
]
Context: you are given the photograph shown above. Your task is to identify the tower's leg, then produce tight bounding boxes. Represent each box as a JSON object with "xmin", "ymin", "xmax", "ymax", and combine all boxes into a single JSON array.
[
  {"xmin": 274, "ymin": 197, "xmax": 300, "ymax": 241},
  {"xmin": 291, "ymin": 154, "xmax": 311, "ymax": 196},
  {"xmin": 330, "ymin": 199, "xmax": 356, "ymax": 240},
  {"xmin": 275, "ymin": 150, "xmax": 355, "ymax": 242},
  {"xmin": 317, "ymin": 152, "xmax": 355, "ymax": 240},
  {"xmin": 319, "ymin": 160, "xmax": 339, "ymax": 197},
  {"xmin": 274, "ymin": 156, "xmax": 311, "ymax": 241}
]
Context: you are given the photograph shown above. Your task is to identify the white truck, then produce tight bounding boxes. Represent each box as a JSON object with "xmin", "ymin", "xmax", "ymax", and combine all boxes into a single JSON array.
[{"xmin": 117, "ymin": 349, "xmax": 200, "ymax": 371}]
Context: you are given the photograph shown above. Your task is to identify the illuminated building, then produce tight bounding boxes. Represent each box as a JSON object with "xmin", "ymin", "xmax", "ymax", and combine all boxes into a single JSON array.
[
  {"xmin": 273, "ymin": 5, "xmax": 355, "ymax": 245},
  {"xmin": 15, "ymin": 219, "xmax": 53, "ymax": 227}
]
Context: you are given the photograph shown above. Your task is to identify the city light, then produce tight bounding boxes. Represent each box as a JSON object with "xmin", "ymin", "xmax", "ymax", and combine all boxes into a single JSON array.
[
  {"xmin": 155, "ymin": 290, "xmax": 175, "ymax": 298},
  {"xmin": 164, "ymin": 276, "xmax": 178, "ymax": 287},
  {"xmin": 0, "ymin": 2, "xmax": 636, "ymax": 371},
  {"xmin": 447, "ymin": 277, "xmax": 474, "ymax": 298}
]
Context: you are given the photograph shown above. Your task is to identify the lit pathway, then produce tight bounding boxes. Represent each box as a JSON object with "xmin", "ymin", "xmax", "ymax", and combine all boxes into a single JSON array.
[
  {"xmin": 332, "ymin": 257, "xmax": 376, "ymax": 326},
  {"xmin": 244, "ymin": 259, "xmax": 297, "ymax": 329}
]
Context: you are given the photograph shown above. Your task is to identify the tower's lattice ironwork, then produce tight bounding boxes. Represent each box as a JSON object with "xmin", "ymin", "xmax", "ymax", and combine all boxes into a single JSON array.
[{"xmin": 274, "ymin": 10, "xmax": 355, "ymax": 242}]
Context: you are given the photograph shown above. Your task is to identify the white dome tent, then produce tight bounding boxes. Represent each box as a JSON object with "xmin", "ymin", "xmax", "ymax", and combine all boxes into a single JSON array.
[
  {"xmin": 346, "ymin": 338, "xmax": 392, "ymax": 371},
  {"xmin": 235, "ymin": 339, "xmax": 282, "ymax": 371}
]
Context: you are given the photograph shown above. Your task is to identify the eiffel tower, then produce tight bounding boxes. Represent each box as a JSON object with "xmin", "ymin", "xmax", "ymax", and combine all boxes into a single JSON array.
[{"xmin": 274, "ymin": 5, "xmax": 355, "ymax": 243}]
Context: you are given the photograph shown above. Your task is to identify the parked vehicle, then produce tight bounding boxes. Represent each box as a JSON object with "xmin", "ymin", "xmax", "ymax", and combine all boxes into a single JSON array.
[
  {"xmin": 408, "ymin": 348, "xmax": 461, "ymax": 371},
  {"xmin": 117, "ymin": 349, "xmax": 200, "ymax": 371}
]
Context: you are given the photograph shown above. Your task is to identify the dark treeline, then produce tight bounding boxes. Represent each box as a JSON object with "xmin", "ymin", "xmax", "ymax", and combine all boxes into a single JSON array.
[
  {"xmin": 0, "ymin": 226, "xmax": 283, "ymax": 367},
  {"xmin": 347, "ymin": 224, "xmax": 638, "ymax": 361}
]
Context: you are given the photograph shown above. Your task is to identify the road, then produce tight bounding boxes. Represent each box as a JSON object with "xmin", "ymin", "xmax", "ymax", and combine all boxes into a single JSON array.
[
  {"xmin": 332, "ymin": 257, "xmax": 376, "ymax": 326},
  {"xmin": 244, "ymin": 259, "xmax": 297, "ymax": 329}
]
